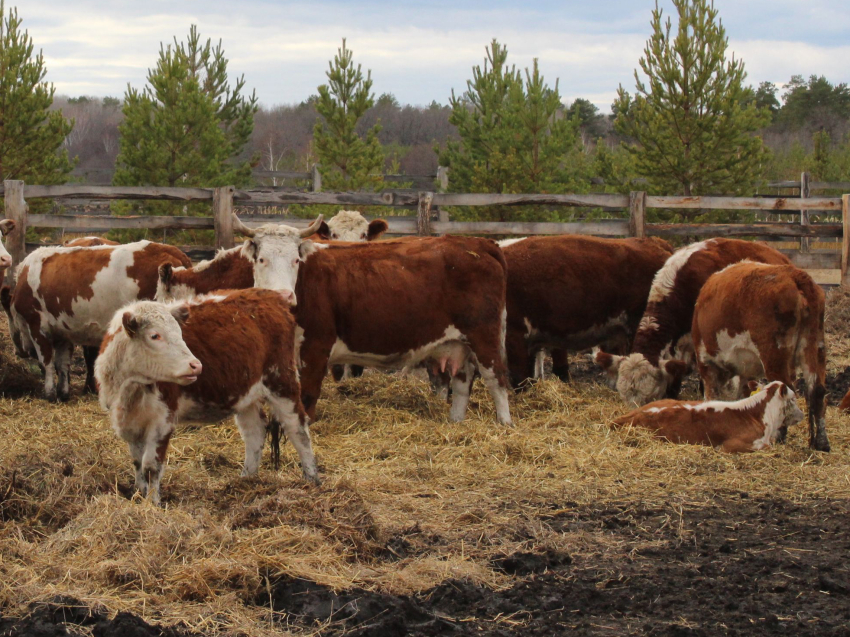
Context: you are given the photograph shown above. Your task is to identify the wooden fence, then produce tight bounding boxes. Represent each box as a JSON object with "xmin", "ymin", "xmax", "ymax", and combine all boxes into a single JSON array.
[{"xmin": 4, "ymin": 180, "xmax": 850, "ymax": 287}]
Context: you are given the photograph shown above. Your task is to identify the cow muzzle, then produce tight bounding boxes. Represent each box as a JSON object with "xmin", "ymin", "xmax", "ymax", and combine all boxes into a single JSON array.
[
  {"xmin": 178, "ymin": 359, "xmax": 203, "ymax": 384},
  {"xmin": 276, "ymin": 289, "xmax": 297, "ymax": 307},
  {"xmin": 0, "ymin": 255, "xmax": 11, "ymax": 269}
]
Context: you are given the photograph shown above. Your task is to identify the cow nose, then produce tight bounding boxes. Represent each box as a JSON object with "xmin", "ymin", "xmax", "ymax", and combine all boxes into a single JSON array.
[
  {"xmin": 0, "ymin": 255, "xmax": 11, "ymax": 268},
  {"xmin": 189, "ymin": 360, "xmax": 202, "ymax": 374},
  {"xmin": 277, "ymin": 289, "xmax": 297, "ymax": 306}
]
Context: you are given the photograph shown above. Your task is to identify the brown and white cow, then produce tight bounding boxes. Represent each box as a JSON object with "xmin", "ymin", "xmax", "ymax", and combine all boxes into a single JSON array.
[
  {"xmin": 232, "ymin": 214, "xmax": 513, "ymax": 425},
  {"xmin": 2, "ymin": 241, "xmax": 191, "ymax": 402},
  {"xmin": 0, "ymin": 219, "xmax": 16, "ymax": 272},
  {"xmin": 499, "ymin": 235, "xmax": 674, "ymax": 387},
  {"xmin": 315, "ymin": 210, "xmax": 388, "ymax": 242},
  {"xmin": 687, "ymin": 262, "xmax": 830, "ymax": 451},
  {"xmin": 95, "ymin": 289, "xmax": 319, "ymax": 504},
  {"xmin": 595, "ymin": 238, "xmax": 791, "ymax": 405},
  {"xmin": 612, "ymin": 380, "xmax": 804, "ymax": 452}
]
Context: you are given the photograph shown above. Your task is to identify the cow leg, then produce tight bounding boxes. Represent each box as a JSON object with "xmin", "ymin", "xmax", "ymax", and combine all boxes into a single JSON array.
[
  {"xmin": 235, "ymin": 405, "xmax": 267, "ymax": 476},
  {"xmin": 427, "ymin": 367, "xmax": 451, "ymax": 403},
  {"xmin": 83, "ymin": 346, "xmax": 99, "ymax": 394},
  {"xmin": 533, "ymin": 349, "xmax": 546, "ymax": 380},
  {"xmin": 39, "ymin": 342, "xmax": 58, "ymax": 402},
  {"xmin": 802, "ymin": 342, "xmax": 830, "ymax": 452},
  {"xmin": 505, "ymin": 325, "xmax": 532, "ymax": 389},
  {"xmin": 551, "ymin": 349, "xmax": 571, "ymax": 383},
  {"xmin": 268, "ymin": 395, "xmax": 320, "ymax": 484},
  {"xmin": 128, "ymin": 441, "xmax": 147, "ymax": 496},
  {"xmin": 350, "ymin": 365, "xmax": 364, "ymax": 378},
  {"xmin": 331, "ymin": 364, "xmax": 346, "ymax": 382},
  {"xmin": 698, "ymin": 361, "xmax": 724, "ymax": 401},
  {"xmin": 479, "ymin": 363, "xmax": 513, "ymax": 426},
  {"xmin": 449, "ymin": 359, "xmax": 474, "ymax": 422},
  {"xmin": 300, "ymin": 343, "xmax": 332, "ymax": 421},
  {"xmin": 466, "ymin": 320, "xmax": 513, "ymax": 425},
  {"xmin": 125, "ymin": 422, "xmax": 173, "ymax": 506},
  {"xmin": 54, "ymin": 341, "xmax": 72, "ymax": 402}
]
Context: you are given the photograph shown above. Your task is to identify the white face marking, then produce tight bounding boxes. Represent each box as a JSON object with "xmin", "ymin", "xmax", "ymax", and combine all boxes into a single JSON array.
[
  {"xmin": 497, "ymin": 237, "xmax": 527, "ymax": 248},
  {"xmin": 242, "ymin": 225, "xmax": 316, "ymax": 304},
  {"xmin": 647, "ymin": 240, "xmax": 713, "ymax": 304},
  {"xmin": 325, "ymin": 210, "xmax": 370, "ymax": 242}
]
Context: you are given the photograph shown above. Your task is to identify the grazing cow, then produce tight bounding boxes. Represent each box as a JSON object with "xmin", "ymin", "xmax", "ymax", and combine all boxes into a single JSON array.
[
  {"xmin": 232, "ymin": 214, "xmax": 513, "ymax": 425},
  {"xmin": 95, "ymin": 289, "xmax": 319, "ymax": 504},
  {"xmin": 499, "ymin": 235, "xmax": 674, "ymax": 387},
  {"xmin": 612, "ymin": 380, "xmax": 804, "ymax": 452},
  {"xmin": 62, "ymin": 237, "xmax": 121, "ymax": 390},
  {"xmin": 688, "ymin": 262, "xmax": 830, "ymax": 451},
  {"xmin": 595, "ymin": 238, "xmax": 791, "ymax": 405},
  {"xmin": 2, "ymin": 241, "xmax": 191, "ymax": 401}
]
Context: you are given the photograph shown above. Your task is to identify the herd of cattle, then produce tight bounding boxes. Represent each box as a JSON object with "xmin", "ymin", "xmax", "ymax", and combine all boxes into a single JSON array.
[{"xmin": 0, "ymin": 210, "xmax": 839, "ymax": 503}]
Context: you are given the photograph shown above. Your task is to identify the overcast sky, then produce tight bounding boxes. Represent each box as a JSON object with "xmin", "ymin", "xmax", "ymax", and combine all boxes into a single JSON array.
[{"xmin": 23, "ymin": 0, "xmax": 850, "ymax": 112}]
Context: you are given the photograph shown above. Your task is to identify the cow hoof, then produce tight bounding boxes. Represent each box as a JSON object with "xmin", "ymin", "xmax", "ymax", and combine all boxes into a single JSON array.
[
  {"xmin": 58, "ymin": 391, "xmax": 71, "ymax": 403},
  {"xmin": 812, "ymin": 437, "xmax": 831, "ymax": 453},
  {"xmin": 44, "ymin": 392, "xmax": 58, "ymax": 403},
  {"xmin": 304, "ymin": 472, "xmax": 322, "ymax": 486},
  {"xmin": 84, "ymin": 383, "xmax": 98, "ymax": 395}
]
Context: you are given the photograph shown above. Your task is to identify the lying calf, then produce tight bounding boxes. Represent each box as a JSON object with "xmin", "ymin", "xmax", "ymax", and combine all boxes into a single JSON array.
[
  {"xmin": 95, "ymin": 288, "xmax": 320, "ymax": 504},
  {"xmin": 612, "ymin": 381, "xmax": 804, "ymax": 452}
]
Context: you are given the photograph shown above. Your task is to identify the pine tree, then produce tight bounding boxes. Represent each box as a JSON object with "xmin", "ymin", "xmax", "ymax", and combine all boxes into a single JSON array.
[
  {"xmin": 114, "ymin": 25, "xmax": 258, "ymax": 188},
  {"xmin": 614, "ymin": 0, "xmax": 769, "ymax": 204},
  {"xmin": 313, "ymin": 39, "xmax": 384, "ymax": 191},
  {"xmin": 0, "ymin": 0, "xmax": 74, "ymax": 184},
  {"xmin": 438, "ymin": 40, "xmax": 584, "ymax": 221}
]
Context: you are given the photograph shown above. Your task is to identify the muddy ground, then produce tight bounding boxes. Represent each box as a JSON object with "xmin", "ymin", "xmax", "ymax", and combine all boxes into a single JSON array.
[{"xmin": 3, "ymin": 495, "xmax": 847, "ymax": 637}]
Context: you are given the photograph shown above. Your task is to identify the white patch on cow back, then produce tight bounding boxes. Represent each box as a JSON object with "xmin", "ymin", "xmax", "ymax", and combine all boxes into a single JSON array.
[
  {"xmin": 497, "ymin": 237, "xmax": 527, "ymax": 248},
  {"xmin": 638, "ymin": 315, "xmax": 660, "ymax": 333},
  {"xmin": 647, "ymin": 240, "xmax": 713, "ymax": 303}
]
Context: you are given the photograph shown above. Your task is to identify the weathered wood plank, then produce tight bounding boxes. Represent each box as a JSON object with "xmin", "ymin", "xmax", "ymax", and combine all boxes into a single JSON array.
[
  {"xmin": 251, "ymin": 170, "xmax": 313, "ymax": 180},
  {"xmin": 24, "ymin": 185, "xmax": 213, "ymax": 201},
  {"xmin": 234, "ymin": 190, "xmax": 421, "ymax": 206},
  {"xmin": 781, "ymin": 250, "xmax": 841, "ymax": 270},
  {"xmin": 417, "ymin": 192, "xmax": 434, "ymax": 236},
  {"xmin": 213, "ymin": 186, "xmax": 235, "ymax": 250},
  {"xmin": 842, "ymin": 195, "xmax": 850, "ymax": 287},
  {"xmin": 4, "ymin": 180, "xmax": 27, "ymax": 286},
  {"xmin": 648, "ymin": 223, "xmax": 842, "ymax": 238},
  {"xmin": 28, "ymin": 214, "xmax": 215, "ymax": 230},
  {"xmin": 432, "ymin": 193, "xmax": 629, "ymax": 208},
  {"xmin": 429, "ymin": 220, "xmax": 630, "ymax": 236},
  {"xmin": 647, "ymin": 195, "xmax": 841, "ymax": 211}
]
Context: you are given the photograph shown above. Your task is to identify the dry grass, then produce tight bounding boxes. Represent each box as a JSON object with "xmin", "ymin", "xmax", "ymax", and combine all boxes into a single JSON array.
[{"xmin": 1, "ymin": 328, "xmax": 849, "ymax": 635}]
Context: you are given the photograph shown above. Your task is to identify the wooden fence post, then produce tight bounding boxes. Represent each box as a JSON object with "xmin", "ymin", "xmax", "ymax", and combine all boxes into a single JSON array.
[
  {"xmin": 800, "ymin": 171, "xmax": 810, "ymax": 252},
  {"xmin": 213, "ymin": 186, "xmax": 235, "ymax": 250},
  {"xmin": 628, "ymin": 191, "xmax": 647, "ymax": 238},
  {"xmin": 842, "ymin": 194, "xmax": 850, "ymax": 287},
  {"xmin": 3, "ymin": 180, "xmax": 27, "ymax": 287},
  {"xmin": 311, "ymin": 165, "xmax": 322, "ymax": 193},
  {"xmin": 435, "ymin": 166, "xmax": 449, "ymax": 222},
  {"xmin": 417, "ymin": 192, "xmax": 434, "ymax": 236}
]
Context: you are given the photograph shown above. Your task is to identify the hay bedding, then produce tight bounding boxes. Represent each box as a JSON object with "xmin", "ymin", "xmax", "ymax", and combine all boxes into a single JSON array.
[{"xmin": 0, "ymin": 316, "xmax": 848, "ymax": 635}]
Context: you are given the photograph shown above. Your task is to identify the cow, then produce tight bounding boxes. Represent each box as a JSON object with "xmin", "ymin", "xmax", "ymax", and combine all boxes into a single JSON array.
[
  {"xmin": 95, "ymin": 289, "xmax": 319, "ymax": 504},
  {"xmin": 232, "ymin": 213, "xmax": 513, "ymax": 425},
  {"xmin": 499, "ymin": 235, "xmax": 674, "ymax": 388},
  {"xmin": 612, "ymin": 380, "xmax": 804, "ymax": 453},
  {"xmin": 0, "ymin": 219, "xmax": 16, "ymax": 272},
  {"xmin": 686, "ymin": 262, "xmax": 830, "ymax": 451},
  {"xmin": 61, "ymin": 237, "xmax": 121, "ymax": 389},
  {"xmin": 2, "ymin": 240, "xmax": 191, "ymax": 401},
  {"xmin": 315, "ymin": 210, "xmax": 388, "ymax": 242},
  {"xmin": 594, "ymin": 238, "xmax": 791, "ymax": 406}
]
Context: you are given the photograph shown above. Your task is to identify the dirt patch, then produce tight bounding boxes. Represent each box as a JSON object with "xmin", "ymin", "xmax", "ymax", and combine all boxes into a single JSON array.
[{"xmin": 15, "ymin": 496, "xmax": 844, "ymax": 636}]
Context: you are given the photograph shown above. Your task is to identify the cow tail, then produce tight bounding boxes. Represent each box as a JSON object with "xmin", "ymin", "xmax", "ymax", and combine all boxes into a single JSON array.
[{"xmin": 268, "ymin": 416, "xmax": 282, "ymax": 470}]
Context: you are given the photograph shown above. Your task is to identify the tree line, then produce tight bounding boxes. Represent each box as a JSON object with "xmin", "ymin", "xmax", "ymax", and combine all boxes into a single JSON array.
[{"xmin": 6, "ymin": 0, "xmax": 850, "ymax": 226}]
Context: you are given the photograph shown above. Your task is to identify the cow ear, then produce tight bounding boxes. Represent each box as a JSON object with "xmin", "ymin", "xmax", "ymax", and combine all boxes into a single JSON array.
[
  {"xmin": 663, "ymin": 359, "xmax": 689, "ymax": 382},
  {"xmin": 299, "ymin": 239, "xmax": 318, "ymax": 260},
  {"xmin": 0, "ymin": 286, "xmax": 11, "ymax": 312},
  {"xmin": 171, "ymin": 305, "xmax": 190, "ymax": 325},
  {"xmin": 0, "ymin": 220, "xmax": 15, "ymax": 236},
  {"xmin": 159, "ymin": 263, "xmax": 173, "ymax": 285},
  {"xmin": 122, "ymin": 312, "xmax": 141, "ymax": 338},
  {"xmin": 746, "ymin": 380, "xmax": 761, "ymax": 395},
  {"xmin": 241, "ymin": 239, "xmax": 258, "ymax": 261},
  {"xmin": 316, "ymin": 221, "xmax": 331, "ymax": 240},
  {"xmin": 367, "ymin": 219, "xmax": 388, "ymax": 240}
]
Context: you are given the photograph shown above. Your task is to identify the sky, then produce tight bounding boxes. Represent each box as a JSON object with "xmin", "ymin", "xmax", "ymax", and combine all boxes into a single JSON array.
[{"xmin": 22, "ymin": 0, "xmax": 850, "ymax": 112}]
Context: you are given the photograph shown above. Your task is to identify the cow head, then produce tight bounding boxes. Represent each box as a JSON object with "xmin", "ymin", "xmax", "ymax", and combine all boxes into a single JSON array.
[
  {"xmin": 595, "ymin": 350, "xmax": 689, "ymax": 406},
  {"xmin": 232, "ymin": 213, "xmax": 323, "ymax": 306},
  {"xmin": 316, "ymin": 210, "xmax": 388, "ymax": 242},
  {"xmin": 0, "ymin": 219, "xmax": 15, "ymax": 270},
  {"xmin": 760, "ymin": 380, "xmax": 805, "ymax": 439},
  {"xmin": 97, "ymin": 302, "xmax": 202, "ymax": 394}
]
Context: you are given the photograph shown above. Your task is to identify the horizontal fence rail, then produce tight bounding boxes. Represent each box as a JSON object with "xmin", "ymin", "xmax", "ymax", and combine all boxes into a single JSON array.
[{"xmin": 4, "ymin": 180, "xmax": 850, "ymax": 287}]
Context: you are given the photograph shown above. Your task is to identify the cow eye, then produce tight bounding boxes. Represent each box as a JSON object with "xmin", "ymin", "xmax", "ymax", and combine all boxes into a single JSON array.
[
  {"xmin": 150, "ymin": 333, "xmax": 161, "ymax": 341},
  {"xmin": 258, "ymin": 257, "xmax": 265, "ymax": 264},
  {"xmin": 332, "ymin": 233, "xmax": 338, "ymax": 239},
  {"xmin": 292, "ymin": 258, "xmax": 298, "ymax": 266},
  {"xmin": 360, "ymin": 233, "xmax": 366, "ymax": 240}
]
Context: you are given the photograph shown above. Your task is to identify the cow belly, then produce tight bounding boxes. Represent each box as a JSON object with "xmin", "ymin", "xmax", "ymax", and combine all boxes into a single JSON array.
[
  {"xmin": 329, "ymin": 327, "xmax": 466, "ymax": 370},
  {"xmin": 526, "ymin": 312, "xmax": 630, "ymax": 352}
]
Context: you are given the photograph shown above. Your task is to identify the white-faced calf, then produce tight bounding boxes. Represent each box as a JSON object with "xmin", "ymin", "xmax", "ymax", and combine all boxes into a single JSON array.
[
  {"xmin": 95, "ymin": 289, "xmax": 319, "ymax": 504},
  {"xmin": 613, "ymin": 381, "xmax": 804, "ymax": 452}
]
